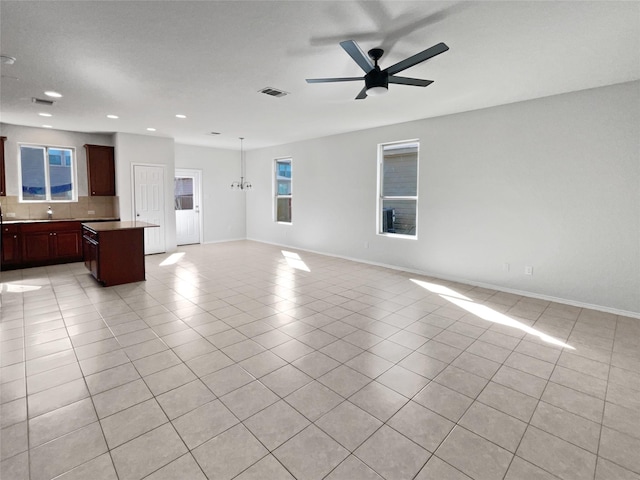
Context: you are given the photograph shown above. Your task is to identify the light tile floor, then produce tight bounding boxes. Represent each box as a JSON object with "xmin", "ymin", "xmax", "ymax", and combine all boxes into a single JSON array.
[{"xmin": 1, "ymin": 240, "xmax": 639, "ymax": 480}]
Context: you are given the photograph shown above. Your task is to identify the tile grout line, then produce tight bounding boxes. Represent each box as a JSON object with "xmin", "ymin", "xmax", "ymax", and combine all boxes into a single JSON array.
[
  {"xmin": 592, "ymin": 314, "xmax": 617, "ymax": 480},
  {"xmin": 59, "ymin": 275, "xmax": 122, "ymax": 480},
  {"xmin": 493, "ymin": 303, "xmax": 568, "ymax": 480}
]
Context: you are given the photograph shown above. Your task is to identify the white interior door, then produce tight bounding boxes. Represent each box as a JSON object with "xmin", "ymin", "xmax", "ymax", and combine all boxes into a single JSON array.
[
  {"xmin": 133, "ymin": 164, "xmax": 165, "ymax": 254},
  {"xmin": 175, "ymin": 169, "xmax": 202, "ymax": 245}
]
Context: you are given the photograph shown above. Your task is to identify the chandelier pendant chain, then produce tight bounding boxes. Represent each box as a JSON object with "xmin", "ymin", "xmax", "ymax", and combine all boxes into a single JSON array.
[{"xmin": 231, "ymin": 137, "xmax": 252, "ymax": 190}]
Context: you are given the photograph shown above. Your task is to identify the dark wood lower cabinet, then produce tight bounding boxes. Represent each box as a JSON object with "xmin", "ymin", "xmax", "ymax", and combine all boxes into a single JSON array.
[
  {"xmin": 53, "ymin": 229, "xmax": 83, "ymax": 259},
  {"xmin": 1, "ymin": 225, "xmax": 22, "ymax": 266},
  {"xmin": 22, "ymin": 230, "xmax": 53, "ymax": 262},
  {"xmin": 1, "ymin": 221, "xmax": 83, "ymax": 270},
  {"xmin": 21, "ymin": 222, "xmax": 82, "ymax": 264}
]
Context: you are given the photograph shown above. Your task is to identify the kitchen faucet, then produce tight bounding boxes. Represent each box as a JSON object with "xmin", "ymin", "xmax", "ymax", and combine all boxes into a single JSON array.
[{"xmin": 47, "ymin": 205, "xmax": 53, "ymax": 220}]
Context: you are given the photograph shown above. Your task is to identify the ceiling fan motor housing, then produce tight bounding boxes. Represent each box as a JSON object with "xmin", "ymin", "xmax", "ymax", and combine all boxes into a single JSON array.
[
  {"xmin": 365, "ymin": 67, "xmax": 389, "ymax": 91},
  {"xmin": 305, "ymin": 40, "xmax": 448, "ymax": 99}
]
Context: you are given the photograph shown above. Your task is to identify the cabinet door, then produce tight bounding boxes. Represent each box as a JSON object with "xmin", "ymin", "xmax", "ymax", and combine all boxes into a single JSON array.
[
  {"xmin": 22, "ymin": 231, "xmax": 52, "ymax": 261},
  {"xmin": 85, "ymin": 144, "xmax": 115, "ymax": 196},
  {"xmin": 2, "ymin": 229, "xmax": 21, "ymax": 265},
  {"xmin": 52, "ymin": 230, "xmax": 82, "ymax": 258},
  {"xmin": 0, "ymin": 136, "xmax": 6, "ymax": 196}
]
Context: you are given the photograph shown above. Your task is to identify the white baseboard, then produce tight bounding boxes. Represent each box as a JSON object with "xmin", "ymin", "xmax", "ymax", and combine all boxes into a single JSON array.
[
  {"xmin": 201, "ymin": 237, "xmax": 247, "ymax": 245},
  {"xmin": 245, "ymin": 237, "xmax": 640, "ymax": 320}
]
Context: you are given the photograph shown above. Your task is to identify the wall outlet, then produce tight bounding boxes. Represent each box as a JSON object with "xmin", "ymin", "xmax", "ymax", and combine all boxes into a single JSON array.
[
  {"xmin": 6, "ymin": 212, "xmax": 16, "ymax": 217},
  {"xmin": 503, "ymin": 263, "xmax": 510, "ymax": 272},
  {"xmin": 525, "ymin": 266, "xmax": 533, "ymax": 275},
  {"xmin": 88, "ymin": 210, "xmax": 95, "ymax": 214}
]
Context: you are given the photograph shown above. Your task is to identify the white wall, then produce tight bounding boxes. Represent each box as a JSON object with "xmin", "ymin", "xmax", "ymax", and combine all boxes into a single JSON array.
[
  {"xmin": 174, "ymin": 143, "xmax": 246, "ymax": 243},
  {"xmin": 0, "ymin": 123, "xmax": 113, "ymax": 197},
  {"xmin": 114, "ymin": 133, "xmax": 177, "ymax": 252},
  {"xmin": 246, "ymin": 81, "xmax": 640, "ymax": 315}
]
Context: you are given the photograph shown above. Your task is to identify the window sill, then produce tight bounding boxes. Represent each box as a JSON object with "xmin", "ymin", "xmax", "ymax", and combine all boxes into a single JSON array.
[
  {"xmin": 377, "ymin": 232, "xmax": 418, "ymax": 240},
  {"xmin": 19, "ymin": 200, "xmax": 79, "ymax": 204}
]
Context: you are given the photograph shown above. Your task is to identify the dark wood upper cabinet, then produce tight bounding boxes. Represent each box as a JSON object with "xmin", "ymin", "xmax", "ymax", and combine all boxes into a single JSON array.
[
  {"xmin": 85, "ymin": 144, "xmax": 115, "ymax": 196},
  {"xmin": 0, "ymin": 136, "xmax": 6, "ymax": 196}
]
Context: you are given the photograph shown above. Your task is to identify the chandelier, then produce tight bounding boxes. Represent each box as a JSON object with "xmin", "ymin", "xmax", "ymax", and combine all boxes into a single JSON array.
[{"xmin": 231, "ymin": 137, "xmax": 252, "ymax": 190}]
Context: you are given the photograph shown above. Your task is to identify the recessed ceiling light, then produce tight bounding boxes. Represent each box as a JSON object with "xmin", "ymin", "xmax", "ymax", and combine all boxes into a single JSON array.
[
  {"xmin": 175, "ymin": 114, "xmax": 186, "ymax": 119},
  {"xmin": 38, "ymin": 112, "xmax": 52, "ymax": 117},
  {"xmin": 1, "ymin": 55, "xmax": 16, "ymax": 65},
  {"xmin": 42, "ymin": 125, "xmax": 53, "ymax": 128},
  {"xmin": 146, "ymin": 127, "xmax": 156, "ymax": 132},
  {"xmin": 44, "ymin": 91, "xmax": 62, "ymax": 98},
  {"xmin": 106, "ymin": 114, "xmax": 119, "ymax": 119}
]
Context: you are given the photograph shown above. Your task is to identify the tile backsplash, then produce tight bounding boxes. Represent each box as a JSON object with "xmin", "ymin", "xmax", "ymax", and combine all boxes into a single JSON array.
[{"xmin": 0, "ymin": 195, "xmax": 119, "ymax": 220}]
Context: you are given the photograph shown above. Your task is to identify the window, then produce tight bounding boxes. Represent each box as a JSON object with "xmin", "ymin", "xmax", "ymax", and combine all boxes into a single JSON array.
[
  {"xmin": 378, "ymin": 141, "xmax": 419, "ymax": 237},
  {"xmin": 20, "ymin": 145, "xmax": 76, "ymax": 201},
  {"xmin": 275, "ymin": 158, "xmax": 292, "ymax": 223},
  {"xmin": 174, "ymin": 177, "xmax": 194, "ymax": 210}
]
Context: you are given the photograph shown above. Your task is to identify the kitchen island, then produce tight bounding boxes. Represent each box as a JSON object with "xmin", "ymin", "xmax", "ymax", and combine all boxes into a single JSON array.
[{"xmin": 82, "ymin": 221, "xmax": 158, "ymax": 286}]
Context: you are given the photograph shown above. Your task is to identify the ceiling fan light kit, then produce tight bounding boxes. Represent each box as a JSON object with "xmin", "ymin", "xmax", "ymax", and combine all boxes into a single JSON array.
[
  {"xmin": 366, "ymin": 86, "xmax": 388, "ymax": 96},
  {"xmin": 307, "ymin": 40, "xmax": 448, "ymax": 100}
]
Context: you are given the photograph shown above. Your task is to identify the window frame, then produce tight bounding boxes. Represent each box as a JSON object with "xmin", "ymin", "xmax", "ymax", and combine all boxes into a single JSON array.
[
  {"xmin": 18, "ymin": 143, "xmax": 78, "ymax": 203},
  {"xmin": 274, "ymin": 157, "xmax": 292, "ymax": 224},
  {"xmin": 377, "ymin": 139, "xmax": 419, "ymax": 239}
]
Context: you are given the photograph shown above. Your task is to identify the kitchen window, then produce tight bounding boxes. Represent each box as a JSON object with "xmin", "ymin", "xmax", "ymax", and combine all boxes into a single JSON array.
[
  {"xmin": 378, "ymin": 140, "xmax": 419, "ymax": 237},
  {"xmin": 275, "ymin": 158, "xmax": 292, "ymax": 223},
  {"xmin": 19, "ymin": 144, "xmax": 76, "ymax": 202}
]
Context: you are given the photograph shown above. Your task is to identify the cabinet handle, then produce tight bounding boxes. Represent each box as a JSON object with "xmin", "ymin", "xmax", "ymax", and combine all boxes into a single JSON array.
[
  {"xmin": 53, "ymin": 233, "xmax": 57, "ymax": 236},
  {"xmin": 13, "ymin": 235, "xmax": 17, "ymax": 238}
]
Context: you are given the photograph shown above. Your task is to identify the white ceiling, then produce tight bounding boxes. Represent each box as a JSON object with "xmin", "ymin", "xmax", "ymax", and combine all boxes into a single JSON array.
[{"xmin": 1, "ymin": 1, "xmax": 638, "ymax": 150}]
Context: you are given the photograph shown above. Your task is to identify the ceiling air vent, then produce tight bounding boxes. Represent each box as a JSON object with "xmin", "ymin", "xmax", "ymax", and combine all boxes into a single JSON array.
[
  {"xmin": 32, "ymin": 97, "xmax": 55, "ymax": 106},
  {"xmin": 259, "ymin": 87, "xmax": 288, "ymax": 98}
]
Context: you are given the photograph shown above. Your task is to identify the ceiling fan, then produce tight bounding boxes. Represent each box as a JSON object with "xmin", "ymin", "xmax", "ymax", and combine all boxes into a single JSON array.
[{"xmin": 306, "ymin": 40, "xmax": 449, "ymax": 99}]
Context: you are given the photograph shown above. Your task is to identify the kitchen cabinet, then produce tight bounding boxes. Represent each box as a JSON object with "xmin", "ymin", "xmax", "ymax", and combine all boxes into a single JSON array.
[
  {"xmin": 1, "ymin": 224, "xmax": 21, "ymax": 266},
  {"xmin": 85, "ymin": 144, "xmax": 115, "ymax": 196},
  {"xmin": 19, "ymin": 221, "xmax": 83, "ymax": 265},
  {"xmin": 82, "ymin": 221, "xmax": 157, "ymax": 286},
  {"xmin": 0, "ymin": 136, "xmax": 6, "ymax": 196}
]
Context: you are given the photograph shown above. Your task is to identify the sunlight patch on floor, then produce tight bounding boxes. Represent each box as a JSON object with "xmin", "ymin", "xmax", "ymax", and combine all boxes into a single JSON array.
[
  {"xmin": 159, "ymin": 252, "xmax": 186, "ymax": 266},
  {"xmin": 281, "ymin": 250, "xmax": 311, "ymax": 272},
  {"xmin": 411, "ymin": 278, "xmax": 574, "ymax": 349},
  {"xmin": 0, "ymin": 283, "xmax": 43, "ymax": 293}
]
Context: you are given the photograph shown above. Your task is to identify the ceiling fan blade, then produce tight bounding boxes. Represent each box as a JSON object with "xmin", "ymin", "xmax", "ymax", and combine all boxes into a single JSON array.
[
  {"xmin": 340, "ymin": 40, "xmax": 375, "ymax": 73},
  {"xmin": 355, "ymin": 87, "xmax": 368, "ymax": 100},
  {"xmin": 388, "ymin": 76, "xmax": 434, "ymax": 87},
  {"xmin": 385, "ymin": 42, "xmax": 449, "ymax": 75},
  {"xmin": 306, "ymin": 77, "xmax": 364, "ymax": 83}
]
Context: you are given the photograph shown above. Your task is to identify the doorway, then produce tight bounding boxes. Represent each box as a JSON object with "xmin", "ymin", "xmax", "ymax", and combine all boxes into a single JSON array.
[
  {"xmin": 175, "ymin": 169, "xmax": 202, "ymax": 245},
  {"xmin": 133, "ymin": 164, "xmax": 165, "ymax": 254}
]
